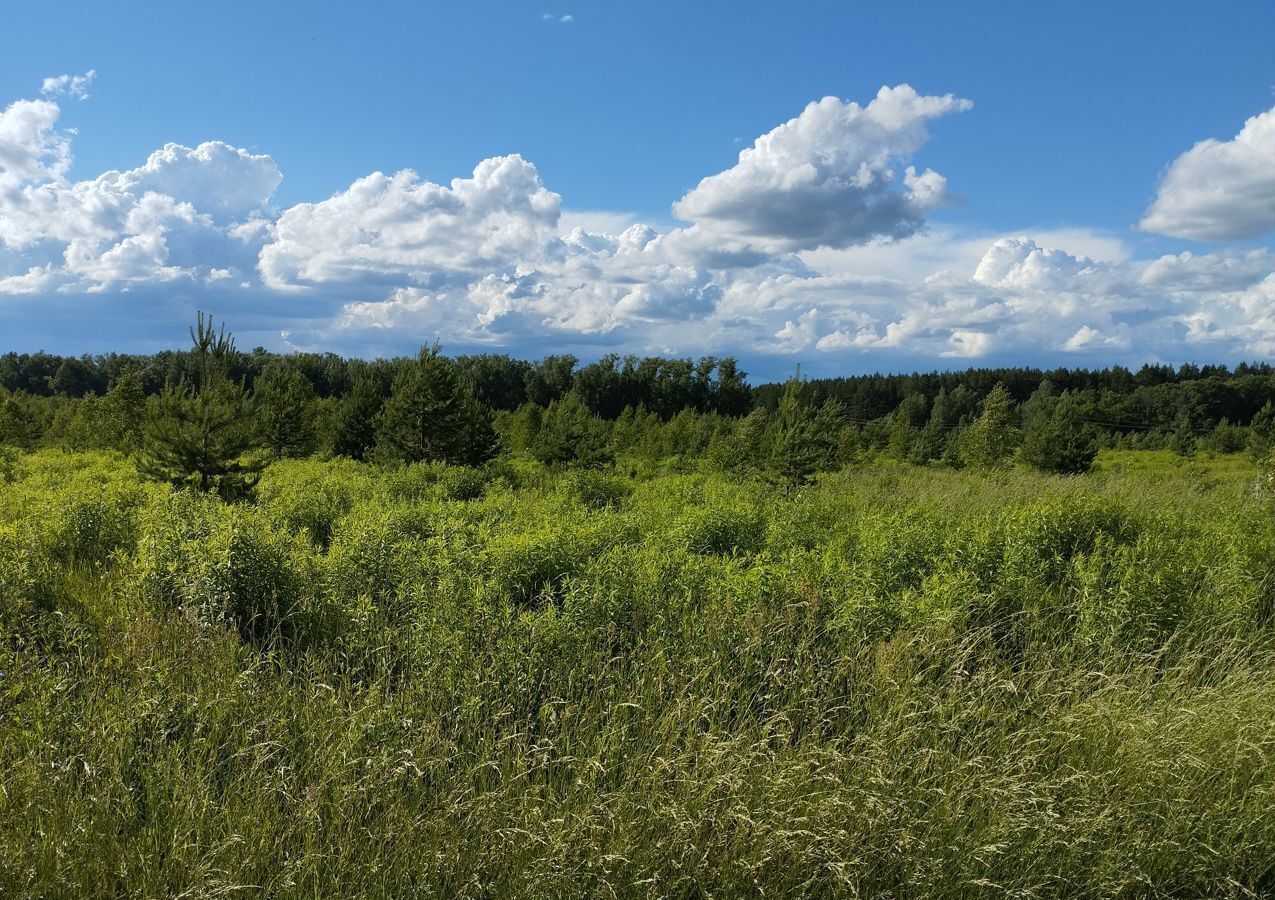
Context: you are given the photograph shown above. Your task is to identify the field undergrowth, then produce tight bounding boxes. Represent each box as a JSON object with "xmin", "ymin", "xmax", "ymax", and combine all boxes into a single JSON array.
[{"xmin": 3, "ymin": 449, "xmax": 1275, "ymax": 897}]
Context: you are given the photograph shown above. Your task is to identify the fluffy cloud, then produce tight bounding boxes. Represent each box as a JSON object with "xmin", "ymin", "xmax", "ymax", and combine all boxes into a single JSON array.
[
  {"xmin": 1139, "ymin": 106, "xmax": 1275, "ymax": 241},
  {"xmin": 0, "ymin": 85, "xmax": 280, "ymax": 291},
  {"xmin": 972, "ymin": 237, "xmax": 1104, "ymax": 292},
  {"xmin": 672, "ymin": 85, "xmax": 972, "ymax": 253},
  {"xmin": 0, "ymin": 98, "xmax": 71, "ymax": 186},
  {"xmin": 2, "ymin": 79, "xmax": 1274, "ymax": 374},
  {"xmin": 259, "ymin": 156, "xmax": 559, "ymax": 289}
]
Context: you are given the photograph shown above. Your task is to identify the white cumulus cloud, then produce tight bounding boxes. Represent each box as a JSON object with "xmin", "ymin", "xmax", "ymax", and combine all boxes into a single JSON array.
[
  {"xmin": 671, "ymin": 85, "xmax": 972, "ymax": 253},
  {"xmin": 1139, "ymin": 105, "xmax": 1275, "ymax": 241},
  {"xmin": 2, "ymin": 80, "xmax": 1273, "ymax": 374},
  {"xmin": 0, "ymin": 90, "xmax": 282, "ymax": 291},
  {"xmin": 259, "ymin": 155, "xmax": 560, "ymax": 290}
]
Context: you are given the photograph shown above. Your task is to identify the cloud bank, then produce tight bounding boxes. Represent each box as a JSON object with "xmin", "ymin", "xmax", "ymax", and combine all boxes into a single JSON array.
[{"xmin": 1, "ymin": 79, "xmax": 1273, "ymax": 372}]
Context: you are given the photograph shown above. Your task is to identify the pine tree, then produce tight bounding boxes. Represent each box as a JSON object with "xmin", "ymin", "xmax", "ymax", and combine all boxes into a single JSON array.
[
  {"xmin": 531, "ymin": 392, "xmax": 612, "ymax": 468},
  {"xmin": 333, "ymin": 370, "xmax": 389, "ymax": 460},
  {"xmin": 254, "ymin": 362, "xmax": 318, "ymax": 460},
  {"xmin": 375, "ymin": 343, "xmax": 495, "ymax": 466},
  {"xmin": 960, "ymin": 383, "xmax": 1019, "ymax": 471},
  {"xmin": 767, "ymin": 380, "xmax": 819, "ymax": 489},
  {"xmin": 1020, "ymin": 391, "xmax": 1099, "ymax": 474},
  {"xmin": 1169, "ymin": 412, "xmax": 1196, "ymax": 457},
  {"xmin": 810, "ymin": 399, "xmax": 848, "ymax": 471},
  {"xmin": 140, "ymin": 313, "xmax": 262, "ymax": 499}
]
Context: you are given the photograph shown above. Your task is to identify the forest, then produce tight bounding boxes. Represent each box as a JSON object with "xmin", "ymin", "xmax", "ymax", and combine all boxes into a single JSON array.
[
  {"xmin": 3, "ymin": 317, "xmax": 1275, "ymax": 896},
  {"xmin": 3, "ymin": 320, "xmax": 1275, "ymax": 479}
]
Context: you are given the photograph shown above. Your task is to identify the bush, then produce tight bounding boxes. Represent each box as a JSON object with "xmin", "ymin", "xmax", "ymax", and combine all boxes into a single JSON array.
[
  {"xmin": 485, "ymin": 525, "xmax": 597, "ymax": 606},
  {"xmin": 256, "ymin": 458, "xmax": 368, "ymax": 548},
  {"xmin": 672, "ymin": 502, "xmax": 767, "ymax": 556},
  {"xmin": 560, "ymin": 469, "xmax": 632, "ymax": 509},
  {"xmin": 440, "ymin": 466, "xmax": 488, "ymax": 501},
  {"xmin": 134, "ymin": 493, "xmax": 330, "ymax": 647}
]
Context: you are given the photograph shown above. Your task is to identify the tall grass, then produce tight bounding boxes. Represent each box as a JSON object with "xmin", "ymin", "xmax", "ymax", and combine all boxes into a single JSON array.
[{"xmin": 1, "ymin": 449, "xmax": 1273, "ymax": 897}]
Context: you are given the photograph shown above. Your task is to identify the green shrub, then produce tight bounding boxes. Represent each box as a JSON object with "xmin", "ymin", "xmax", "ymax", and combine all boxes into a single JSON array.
[
  {"xmin": 0, "ymin": 523, "xmax": 53, "ymax": 617},
  {"xmin": 672, "ymin": 502, "xmax": 767, "ymax": 556},
  {"xmin": 324, "ymin": 502, "xmax": 439, "ymax": 606},
  {"xmin": 134, "ymin": 493, "xmax": 329, "ymax": 647},
  {"xmin": 486, "ymin": 525, "xmax": 594, "ymax": 606},
  {"xmin": 256, "ymin": 458, "xmax": 368, "ymax": 548},
  {"xmin": 440, "ymin": 466, "xmax": 488, "ymax": 501},
  {"xmin": 560, "ymin": 469, "xmax": 632, "ymax": 509}
]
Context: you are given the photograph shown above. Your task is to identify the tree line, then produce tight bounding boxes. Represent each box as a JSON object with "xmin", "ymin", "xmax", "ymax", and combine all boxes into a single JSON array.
[{"xmin": 2, "ymin": 318, "xmax": 1274, "ymax": 493}]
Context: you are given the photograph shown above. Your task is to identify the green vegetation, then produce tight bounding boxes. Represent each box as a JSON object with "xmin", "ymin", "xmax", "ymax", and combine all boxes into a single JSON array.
[
  {"xmin": 2, "ymin": 443, "xmax": 1275, "ymax": 896},
  {"xmin": 4, "ymin": 321, "xmax": 1275, "ymax": 895}
]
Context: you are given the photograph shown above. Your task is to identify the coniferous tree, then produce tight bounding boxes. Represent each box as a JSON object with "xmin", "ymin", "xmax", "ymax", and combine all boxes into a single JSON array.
[
  {"xmin": 376, "ymin": 343, "xmax": 495, "ymax": 465},
  {"xmin": 254, "ymin": 361, "xmax": 318, "ymax": 460},
  {"xmin": 1020, "ymin": 391, "xmax": 1099, "ymax": 474},
  {"xmin": 713, "ymin": 357, "xmax": 753, "ymax": 416},
  {"xmin": 333, "ymin": 369, "xmax": 390, "ymax": 460},
  {"xmin": 1169, "ymin": 412, "xmax": 1196, "ymax": 457},
  {"xmin": 531, "ymin": 392, "xmax": 612, "ymax": 468},
  {"xmin": 960, "ymin": 383, "xmax": 1019, "ymax": 471},
  {"xmin": 140, "ymin": 313, "xmax": 262, "ymax": 498},
  {"xmin": 810, "ymin": 399, "xmax": 848, "ymax": 471},
  {"xmin": 767, "ymin": 381, "xmax": 819, "ymax": 489}
]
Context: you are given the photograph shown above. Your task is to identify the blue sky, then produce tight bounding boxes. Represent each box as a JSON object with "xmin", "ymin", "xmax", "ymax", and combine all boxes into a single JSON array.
[{"xmin": 1, "ymin": 0, "xmax": 1273, "ymax": 378}]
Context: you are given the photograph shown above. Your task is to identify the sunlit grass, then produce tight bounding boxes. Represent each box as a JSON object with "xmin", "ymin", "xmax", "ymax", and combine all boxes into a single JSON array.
[{"xmin": 1, "ymin": 449, "xmax": 1273, "ymax": 897}]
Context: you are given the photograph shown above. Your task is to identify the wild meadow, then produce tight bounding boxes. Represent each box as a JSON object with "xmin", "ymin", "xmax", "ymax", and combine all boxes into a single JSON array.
[{"xmin": 3, "ymin": 444, "xmax": 1275, "ymax": 897}]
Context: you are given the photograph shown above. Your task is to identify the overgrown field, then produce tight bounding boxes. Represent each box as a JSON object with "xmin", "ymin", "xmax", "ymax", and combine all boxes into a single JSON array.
[{"xmin": 3, "ymin": 449, "xmax": 1275, "ymax": 897}]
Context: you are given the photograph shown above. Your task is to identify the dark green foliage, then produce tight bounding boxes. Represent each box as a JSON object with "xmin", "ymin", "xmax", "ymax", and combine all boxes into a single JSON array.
[
  {"xmin": 139, "ymin": 314, "xmax": 262, "ymax": 499},
  {"xmin": 524, "ymin": 354, "xmax": 578, "ymax": 406},
  {"xmin": 1020, "ymin": 391, "xmax": 1100, "ymax": 474},
  {"xmin": 454, "ymin": 353, "xmax": 531, "ymax": 410},
  {"xmin": 332, "ymin": 366, "xmax": 390, "ymax": 460},
  {"xmin": 254, "ymin": 361, "xmax": 318, "ymax": 460},
  {"xmin": 375, "ymin": 344, "xmax": 495, "ymax": 466},
  {"xmin": 50, "ymin": 356, "xmax": 104, "ymax": 397}
]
